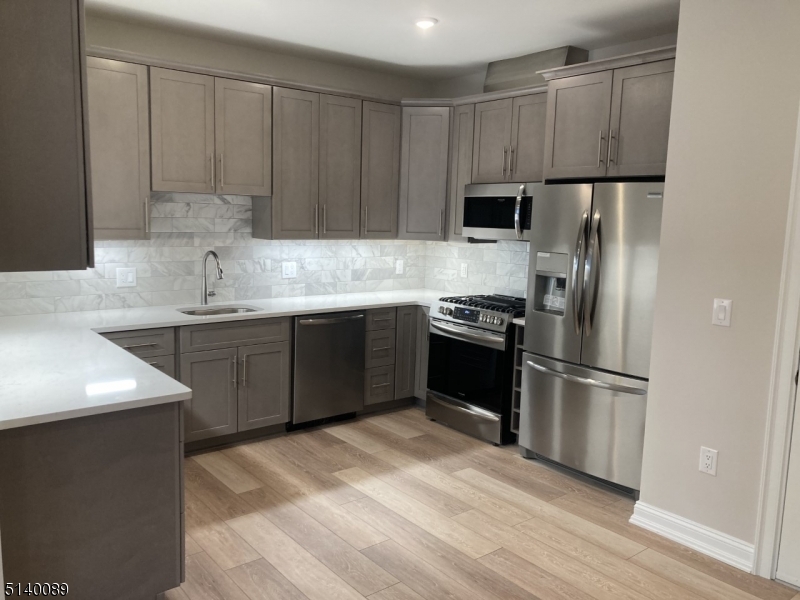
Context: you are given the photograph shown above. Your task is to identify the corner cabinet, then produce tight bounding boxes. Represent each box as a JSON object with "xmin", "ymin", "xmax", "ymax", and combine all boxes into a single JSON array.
[
  {"xmin": 448, "ymin": 104, "xmax": 475, "ymax": 238},
  {"xmin": 0, "ymin": 0, "xmax": 93, "ymax": 272},
  {"xmin": 87, "ymin": 57, "xmax": 151, "ymax": 241},
  {"xmin": 543, "ymin": 59, "xmax": 674, "ymax": 180},
  {"xmin": 398, "ymin": 107, "xmax": 451, "ymax": 241},
  {"xmin": 361, "ymin": 102, "xmax": 401, "ymax": 239}
]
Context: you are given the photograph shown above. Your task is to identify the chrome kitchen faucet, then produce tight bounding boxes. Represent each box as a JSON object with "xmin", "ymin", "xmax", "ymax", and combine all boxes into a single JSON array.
[{"xmin": 201, "ymin": 250, "xmax": 224, "ymax": 305}]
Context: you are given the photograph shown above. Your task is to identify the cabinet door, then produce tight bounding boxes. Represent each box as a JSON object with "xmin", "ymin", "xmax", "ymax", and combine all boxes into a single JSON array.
[
  {"xmin": 215, "ymin": 78, "xmax": 272, "ymax": 195},
  {"xmin": 87, "ymin": 58, "xmax": 151, "ymax": 241},
  {"xmin": 448, "ymin": 104, "xmax": 475, "ymax": 238},
  {"xmin": 150, "ymin": 68, "xmax": 215, "ymax": 193},
  {"xmin": 394, "ymin": 305, "xmax": 418, "ymax": 399},
  {"xmin": 399, "ymin": 107, "xmax": 450, "ymax": 240},
  {"xmin": 366, "ymin": 329, "xmax": 396, "ymax": 369},
  {"xmin": 414, "ymin": 306, "xmax": 430, "ymax": 401},
  {"xmin": 361, "ymin": 101, "xmax": 401, "ymax": 239},
  {"xmin": 0, "ymin": 0, "xmax": 92, "ymax": 272},
  {"xmin": 320, "ymin": 95, "xmax": 362, "ymax": 239},
  {"xmin": 607, "ymin": 60, "xmax": 675, "ymax": 178},
  {"xmin": 543, "ymin": 71, "xmax": 613, "ymax": 180},
  {"xmin": 365, "ymin": 366, "xmax": 395, "ymax": 405},
  {"xmin": 471, "ymin": 98, "xmax": 513, "ymax": 183},
  {"xmin": 272, "ymin": 87, "xmax": 320, "ymax": 239},
  {"xmin": 238, "ymin": 342, "xmax": 290, "ymax": 431},
  {"xmin": 509, "ymin": 94, "xmax": 547, "ymax": 183},
  {"xmin": 180, "ymin": 348, "xmax": 237, "ymax": 442}
]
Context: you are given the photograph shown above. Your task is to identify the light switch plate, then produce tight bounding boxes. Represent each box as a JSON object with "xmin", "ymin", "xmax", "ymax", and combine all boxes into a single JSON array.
[
  {"xmin": 282, "ymin": 262, "xmax": 297, "ymax": 279},
  {"xmin": 395, "ymin": 259, "xmax": 404, "ymax": 275},
  {"xmin": 712, "ymin": 298, "xmax": 732, "ymax": 327},
  {"xmin": 116, "ymin": 267, "xmax": 136, "ymax": 288}
]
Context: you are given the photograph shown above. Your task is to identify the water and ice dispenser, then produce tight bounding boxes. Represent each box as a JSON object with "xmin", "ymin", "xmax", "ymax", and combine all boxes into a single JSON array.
[{"xmin": 532, "ymin": 252, "xmax": 568, "ymax": 316}]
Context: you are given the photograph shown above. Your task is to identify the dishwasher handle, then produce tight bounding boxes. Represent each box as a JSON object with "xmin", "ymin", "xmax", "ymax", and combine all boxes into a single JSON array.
[{"xmin": 298, "ymin": 314, "xmax": 365, "ymax": 326}]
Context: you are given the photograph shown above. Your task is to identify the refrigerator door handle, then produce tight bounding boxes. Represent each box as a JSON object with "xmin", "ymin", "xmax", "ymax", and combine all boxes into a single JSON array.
[
  {"xmin": 526, "ymin": 360, "xmax": 647, "ymax": 395},
  {"xmin": 572, "ymin": 210, "xmax": 589, "ymax": 335},
  {"xmin": 514, "ymin": 184, "xmax": 525, "ymax": 240},
  {"xmin": 583, "ymin": 210, "xmax": 602, "ymax": 336}
]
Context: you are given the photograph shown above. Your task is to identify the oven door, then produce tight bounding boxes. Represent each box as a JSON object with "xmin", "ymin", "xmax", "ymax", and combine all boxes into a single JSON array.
[{"xmin": 461, "ymin": 183, "xmax": 532, "ymax": 241}]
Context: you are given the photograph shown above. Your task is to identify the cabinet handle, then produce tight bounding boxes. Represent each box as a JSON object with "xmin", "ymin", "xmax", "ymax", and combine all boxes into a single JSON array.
[
  {"xmin": 509, "ymin": 147, "xmax": 515, "ymax": 178},
  {"xmin": 241, "ymin": 357, "xmax": 247, "ymax": 387},
  {"xmin": 501, "ymin": 146, "xmax": 507, "ymax": 178},
  {"xmin": 232, "ymin": 357, "xmax": 237, "ymax": 386},
  {"xmin": 614, "ymin": 131, "xmax": 620, "ymax": 165},
  {"xmin": 364, "ymin": 206, "xmax": 369, "ymax": 236},
  {"xmin": 122, "ymin": 342, "xmax": 158, "ymax": 350},
  {"xmin": 438, "ymin": 209, "xmax": 443, "ymax": 237},
  {"xmin": 372, "ymin": 382, "xmax": 391, "ymax": 388},
  {"xmin": 596, "ymin": 131, "xmax": 606, "ymax": 168},
  {"xmin": 220, "ymin": 154, "xmax": 224, "ymax": 189},
  {"xmin": 143, "ymin": 197, "xmax": 150, "ymax": 234},
  {"xmin": 372, "ymin": 317, "xmax": 392, "ymax": 322},
  {"xmin": 210, "ymin": 155, "xmax": 215, "ymax": 190},
  {"xmin": 323, "ymin": 205, "xmax": 327, "ymax": 235},
  {"xmin": 315, "ymin": 204, "xmax": 319, "ymax": 236},
  {"xmin": 145, "ymin": 361, "xmax": 161, "ymax": 366},
  {"xmin": 373, "ymin": 346, "xmax": 391, "ymax": 352},
  {"xmin": 607, "ymin": 131, "xmax": 616, "ymax": 166}
]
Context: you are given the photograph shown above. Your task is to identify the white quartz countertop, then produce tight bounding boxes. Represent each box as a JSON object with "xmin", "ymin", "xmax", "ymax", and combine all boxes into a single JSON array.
[{"xmin": 0, "ymin": 289, "xmax": 441, "ymax": 431}]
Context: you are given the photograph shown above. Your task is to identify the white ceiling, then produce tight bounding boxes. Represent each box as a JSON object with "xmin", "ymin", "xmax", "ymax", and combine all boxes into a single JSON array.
[{"xmin": 85, "ymin": 0, "xmax": 680, "ymax": 78}]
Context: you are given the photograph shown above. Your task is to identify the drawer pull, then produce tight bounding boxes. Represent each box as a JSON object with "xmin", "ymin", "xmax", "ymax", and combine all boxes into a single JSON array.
[
  {"xmin": 372, "ymin": 346, "xmax": 391, "ymax": 352},
  {"xmin": 146, "ymin": 361, "xmax": 161, "ymax": 366},
  {"xmin": 371, "ymin": 382, "xmax": 391, "ymax": 388},
  {"xmin": 122, "ymin": 342, "xmax": 158, "ymax": 350},
  {"xmin": 372, "ymin": 317, "xmax": 393, "ymax": 322}
]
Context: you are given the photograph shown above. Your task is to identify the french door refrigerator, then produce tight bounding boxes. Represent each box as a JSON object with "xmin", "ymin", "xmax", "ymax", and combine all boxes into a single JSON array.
[{"xmin": 520, "ymin": 182, "xmax": 664, "ymax": 491}]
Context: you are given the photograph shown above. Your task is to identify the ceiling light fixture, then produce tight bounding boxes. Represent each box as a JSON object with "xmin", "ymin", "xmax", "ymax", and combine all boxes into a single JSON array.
[{"xmin": 415, "ymin": 17, "xmax": 438, "ymax": 30}]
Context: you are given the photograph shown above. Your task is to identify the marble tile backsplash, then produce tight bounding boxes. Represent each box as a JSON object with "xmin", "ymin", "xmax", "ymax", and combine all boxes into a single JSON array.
[{"xmin": 0, "ymin": 192, "xmax": 529, "ymax": 316}]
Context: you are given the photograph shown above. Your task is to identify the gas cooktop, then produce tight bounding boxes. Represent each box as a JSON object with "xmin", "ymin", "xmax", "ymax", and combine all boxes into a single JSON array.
[{"xmin": 431, "ymin": 294, "xmax": 526, "ymax": 333}]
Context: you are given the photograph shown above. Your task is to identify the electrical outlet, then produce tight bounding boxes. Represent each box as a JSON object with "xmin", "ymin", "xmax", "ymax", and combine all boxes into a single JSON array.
[
  {"xmin": 281, "ymin": 262, "xmax": 297, "ymax": 279},
  {"xmin": 116, "ymin": 267, "xmax": 136, "ymax": 288},
  {"xmin": 460, "ymin": 263, "xmax": 468, "ymax": 278},
  {"xmin": 395, "ymin": 259, "xmax": 404, "ymax": 275},
  {"xmin": 699, "ymin": 446, "xmax": 718, "ymax": 476}
]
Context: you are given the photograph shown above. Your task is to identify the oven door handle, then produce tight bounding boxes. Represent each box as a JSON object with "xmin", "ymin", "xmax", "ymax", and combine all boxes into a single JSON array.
[
  {"xmin": 428, "ymin": 393, "xmax": 500, "ymax": 422},
  {"xmin": 429, "ymin": 320, "xmax": 506, "ymax": 350}
]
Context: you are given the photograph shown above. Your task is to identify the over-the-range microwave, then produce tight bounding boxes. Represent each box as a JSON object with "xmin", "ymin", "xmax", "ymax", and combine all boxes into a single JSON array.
[{"xmin": 461, "ymin": 182, "xmax": 541, "ymax": 241}]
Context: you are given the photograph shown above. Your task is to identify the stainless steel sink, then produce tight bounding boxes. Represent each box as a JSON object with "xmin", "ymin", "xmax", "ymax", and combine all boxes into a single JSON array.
[{"xmin": 178, "ymin": 306, "xmax": 260, "ymax": 317}]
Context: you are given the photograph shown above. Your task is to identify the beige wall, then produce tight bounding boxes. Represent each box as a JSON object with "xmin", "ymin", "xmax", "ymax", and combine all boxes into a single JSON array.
[
  {"xmin": 85, "ymin": 16, "xmax": 434, "ymax": 100},
  {"xmin": 640, "ymin": 0, "xmax": 800, "ymax": 543}
]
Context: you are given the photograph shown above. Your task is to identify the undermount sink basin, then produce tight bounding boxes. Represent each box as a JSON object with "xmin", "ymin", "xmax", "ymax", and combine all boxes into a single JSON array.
[{"xmin": 178, "ymin": 306, "xmax": 260, "ymax": 317}]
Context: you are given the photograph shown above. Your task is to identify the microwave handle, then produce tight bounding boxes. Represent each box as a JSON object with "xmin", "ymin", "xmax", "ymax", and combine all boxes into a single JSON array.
[{"xmin": 514, "ymin": 184, "xmax": 525, "ymax": 240}]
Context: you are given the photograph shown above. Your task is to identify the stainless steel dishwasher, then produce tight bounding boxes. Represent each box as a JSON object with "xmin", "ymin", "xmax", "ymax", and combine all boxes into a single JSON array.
[{"xmin": 293, "ymin": 311, "xmax": 366, "ymax": 424}]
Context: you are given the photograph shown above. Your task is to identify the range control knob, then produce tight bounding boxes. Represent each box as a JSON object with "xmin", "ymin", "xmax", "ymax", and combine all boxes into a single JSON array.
[
  {"xmin": 445, "ymin": 307, "xmax": 454, "ymax": 316},
  {"xmin": 497, "ymin": 317, "xmax": 504, "ymax": 326},
  {"xmin": 491, "ymin": 316, "xmax": 499, "ymax": 325},
  {"xmin": 438, "ymin": 306, "xmax": 445, "ymax": 314}
]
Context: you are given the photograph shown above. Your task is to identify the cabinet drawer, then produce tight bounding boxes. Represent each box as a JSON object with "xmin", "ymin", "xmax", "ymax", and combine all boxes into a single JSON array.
[
  {"xmin": 141, "ymin": 354, "xmax": 176, "ymax": 379},
  {"xmin": 366, "ymin": 329, "xmax": 396, "ymax": 368},
  {"xmin": 180, "ymin": 317, "xmax": 291, "ymax": 352},
  {"xmin": 366, "ymin": 307, "xmax": 396, "ymax": 331},
  {"xmin": 365, "ymin": 366, "xmax": 395, "ymax": 405},
  {"xmin": 103, "ymin": 327, "xmax": 175, "ymax": 357}
]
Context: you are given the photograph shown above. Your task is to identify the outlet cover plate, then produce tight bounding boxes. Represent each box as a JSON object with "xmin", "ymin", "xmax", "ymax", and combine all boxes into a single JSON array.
[
  {"xmin": 282, "ymin": 262, "xmax": 297, "ymax": 279},
  {"xmin": 700, "ymin": 446, "xmax": 718, "ymax": 476},
  {"xmin": 116, "ymin": 267, "xmax": 137, "ymax": 288},
  {"xmin": 460, "ymin": 263, "xmax": 468, "ymax": 278},
  {"xmin": 395, "ymin": 259, "xmax": 404, "ymax": 275}
]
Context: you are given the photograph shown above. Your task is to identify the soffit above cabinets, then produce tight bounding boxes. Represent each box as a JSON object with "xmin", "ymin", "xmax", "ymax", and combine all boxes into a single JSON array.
[{"xmin": 85, "ymin": 0, "xmax": 679, "ymax": 78}]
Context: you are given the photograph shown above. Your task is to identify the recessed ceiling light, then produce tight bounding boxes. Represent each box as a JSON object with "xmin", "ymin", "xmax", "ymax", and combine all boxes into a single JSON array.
[{"xmin": 416, "ymin": 18, "xmax": 438, "ymax": 30}]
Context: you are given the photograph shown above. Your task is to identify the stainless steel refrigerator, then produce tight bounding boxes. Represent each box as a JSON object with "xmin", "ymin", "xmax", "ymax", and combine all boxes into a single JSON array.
[{"xmin": 520, "ymin": 182, "xmax": 664, "ymax": 491}]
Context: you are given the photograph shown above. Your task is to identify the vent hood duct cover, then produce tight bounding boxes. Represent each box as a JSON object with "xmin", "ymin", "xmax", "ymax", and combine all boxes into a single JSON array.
[{"xmin": 484, "ymin": 46, "xmax": 588, "ymax": 92}]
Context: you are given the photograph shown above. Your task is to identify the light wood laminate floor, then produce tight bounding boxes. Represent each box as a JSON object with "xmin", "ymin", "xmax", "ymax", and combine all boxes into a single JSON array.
[{"xmin": 165, "ymin": 408, "xmax": 797, "ymax": 600}]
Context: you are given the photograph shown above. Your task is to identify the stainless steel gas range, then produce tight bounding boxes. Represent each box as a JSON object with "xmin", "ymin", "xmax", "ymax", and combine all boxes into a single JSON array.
[{"xmin": 426, "ymin": 294, "xmax": 525, "ymax": 445}]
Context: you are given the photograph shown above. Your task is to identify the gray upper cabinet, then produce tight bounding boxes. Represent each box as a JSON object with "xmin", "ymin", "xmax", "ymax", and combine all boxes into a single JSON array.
[
  {"xmin": 238, "ymin": 341, "xmax": 291, "ymax": 431},
  {"xmin": 361, "ymin": 101, "xmax": 401, "ymax": 239},
  {"xmin": 398, "ymin": 107, "xmax": 451, "ymax": 241},
  {"xmin": 87, "ymin": 57, "xmax": 151, "ymax": 241},
  {"xmin": 472, "ymin": 98, "xmax": 513, "ymax": 183},
  {"xmin": 214, "ymin": 78, "xmax": 272, "ymax": 196},
  {"xmin": 448, "ymin": 104, "xmax": 475, "ymax": 238},
  {"xmin": 150, "ymin": 67, "xmax": 215, "ymax": 193},
  {"xmin": 509, "ymin": 94, "xmax": 547, "ymax": 183},
  {"xmin": 272, "ymin": 87, "xmax": 320, "ymax": 239},
  {"xmin": 394, "ymin": 305, "xmax": 417, "ymax": 399},
  {"xmin": 542, "ymin": 70, "xmax": 614, "ymax": 180},
  {"xmin": 320, "ymin": 95, "xmax": 362, "ymax": 239},
  {"xmin": 607, "ymin": 60, "xmax": 675, "ymax": 177},
  {"xmin": 180, "ymin": 348, "xmax": 238, "ymax": 442},
  {"xmin": 0, "ymin": 0, "xmax": 93, "ymax": 272}
]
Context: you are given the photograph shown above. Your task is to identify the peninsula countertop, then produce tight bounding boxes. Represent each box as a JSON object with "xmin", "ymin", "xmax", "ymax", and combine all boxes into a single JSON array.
[{"xmin": 0, "ymin": 289, "xmax": 442, "ymax": 431}]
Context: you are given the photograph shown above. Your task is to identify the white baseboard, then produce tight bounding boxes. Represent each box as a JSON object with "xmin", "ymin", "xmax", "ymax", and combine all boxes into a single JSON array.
[{"xmin": 631, "ymin": 502, "xmax": 755, "ymax": 572}]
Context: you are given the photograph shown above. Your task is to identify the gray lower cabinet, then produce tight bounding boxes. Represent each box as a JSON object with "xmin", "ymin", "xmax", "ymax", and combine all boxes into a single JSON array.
[
  {"xmin": 150, "ymin": 67, "xmax": 216, "ymax": 193},
  {"xmin": 365, "ymin": 366, "xmax": 395, "ymax": 405},
  {"xmin": 181, "ymin": 348, "xmax": 238, "ymax": 442},
  {"xmin": 214, "ymin": 78, "xmax": 272, "ymax": 195},
  {"xmin": 394, "ymin": 305, "xmax": 418, "ymax": 399},
  {"xmin": 238, "ymin": 341, "xmax": 291, "ymax": 431},
  {"xmin": 0, "ymin": 0, "xmax": 93, "ymax": 272},
  {"xmin": 320, "ymin": 95, "xmax": 363, "ymax": 239},
  {"xmin": 398, "ymin": 107, "xmax": 451, "ymax": 240},
  {"xmin": 361, "ymin": 101, "xmax": 401, "ymax": 239},
  {"xmin": 448, "ymin": 104, "xmax": 475, "ymax": 238},
  {"xmin": 414, "ymin": 306, "xmax": 430, "ymax": 401},
  {"xmin": 272, "ymin": 87, "xmax": 320, "ymax": 239},
  {"xmin": 366, "ymin": 329, "xmax": 396, "ymax": 368},
  {"xmin": 145, "ymin": 354, "xmax": 176, "ymax": 379},
  {"xmin": 607, "ymin": 60, "xmax": 675, "ymax": 177},
  {"xmin": 87, "ymin": 57, "xmax": 151, "ymax": 241},
  {"xmin": 509, "ymin": 94, "xmax": 547, "ymax": 183}
]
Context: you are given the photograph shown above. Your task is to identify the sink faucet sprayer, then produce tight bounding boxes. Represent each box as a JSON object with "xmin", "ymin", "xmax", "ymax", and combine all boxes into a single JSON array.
[{"xmin": 201, "ymin": 250, "xmax": 224, "ymax": 305}]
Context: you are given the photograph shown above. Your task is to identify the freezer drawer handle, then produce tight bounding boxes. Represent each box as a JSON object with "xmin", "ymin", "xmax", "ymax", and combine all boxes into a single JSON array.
[
  {"xmin": 429, "ymin": 395, "xmax": 500, "ymax": 422},
  {"xmin": 298, "ymin": 314, "xmax": 365, "ymax": 326},
  {"xmin": 526, "ymin": 360, "xmax": 646, "ymax": 396}
]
